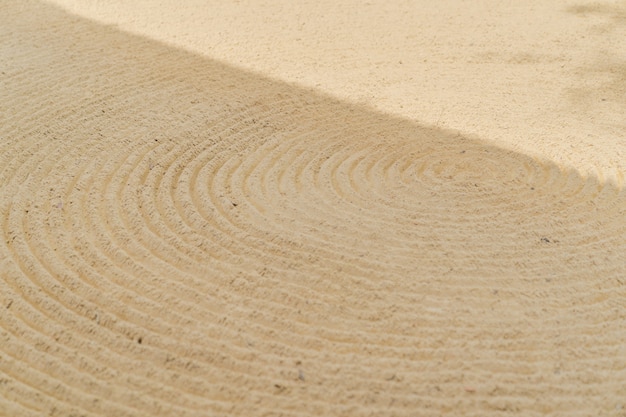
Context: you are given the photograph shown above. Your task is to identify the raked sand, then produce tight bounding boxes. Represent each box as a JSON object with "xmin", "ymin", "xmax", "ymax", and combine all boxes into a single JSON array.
[{"xmin": 1, "ymin": 1, "xmax": 625, "ymax": 416}]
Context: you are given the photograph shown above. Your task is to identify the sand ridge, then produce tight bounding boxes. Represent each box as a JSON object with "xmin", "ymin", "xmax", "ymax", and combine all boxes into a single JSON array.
[{"xmin": 1, "ymin": 1, "xmax": 626, "ymax": 416}]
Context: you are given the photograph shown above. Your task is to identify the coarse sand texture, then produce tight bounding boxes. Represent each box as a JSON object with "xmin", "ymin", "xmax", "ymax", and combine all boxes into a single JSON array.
[{"xmin": 1, "ymin": 1, "xmax": 626, "ymax": 416}]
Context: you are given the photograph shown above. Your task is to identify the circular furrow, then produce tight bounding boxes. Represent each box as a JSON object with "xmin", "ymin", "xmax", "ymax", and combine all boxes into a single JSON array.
[
  {"xmin": 79, "ymin": 145, "xmax": 332, "ymax": 386},
  {"xmin": 164, "ymin": 142, "xmax": 247, "ymax": 263},
  {"xmin": 1, "ymin": 258, "xmax": 322, "ymax": 414},
  {"xmin": 0, "ymin": 391, "xmax": 40, "ymax": 417},
  {"xmin": 5, "ymin": 207, "xmax": 223, "ymax": 414},
  {"xmin": 0, "ymin": 330, "xmax": 137, "ymax": 417},
  {"xmin": 246, "ymin": 131, "xmax": 612, "ymax": 292},
  {"xmin": 163, "ymin": 139, "xmax": 378, "ymax": 310},
  {"xmin": 46, "ymin": 122, "xmax": 486, "ymax": 404},
  {"xmin": 0, "ymin": 359, "xmax": 79, "ymax": 417},
  {"xmin": 299, "ymin": 145, "xmax": 501, "ymax": 262},
  {"xmin": 83, "ymin": 100, "xmax": 626, "ymax": 370},
  {"xmin": 100, "ymin": 127, "xmax": 426, "ymax": 358},
  {"xmin": 239, "ymin": 139, "xmax": 416, "ymax": 265},
  {"xmin": 197, "ymin": 139, "xmax": 377, "ymax": 275},
  {"xmin": 89, "ymin": 146, "xmax": 237, "ymax": 315},
  {"xmin": 146, "ymin": 148, "xmax": 247, "ymax": 277},
  {"xmin": 225, "ymin": 145, "xmax": 420, "ymax": 300},
  {"xmin": 0, "ymin": 136, "xmax": 354, "ymax": 412},
  {"xmin": 248, "ymin": 139, "xmax": 419, "ymax": 262},
  {"xmin": 69, "ymin": 148, "xmax": 217, "ymax": 320}
]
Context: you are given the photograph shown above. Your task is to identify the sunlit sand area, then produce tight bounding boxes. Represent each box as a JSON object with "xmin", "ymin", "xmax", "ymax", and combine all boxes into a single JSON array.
[{"xmin": 1, "ymin": 1, "xmax": 625, "ymax": 415}]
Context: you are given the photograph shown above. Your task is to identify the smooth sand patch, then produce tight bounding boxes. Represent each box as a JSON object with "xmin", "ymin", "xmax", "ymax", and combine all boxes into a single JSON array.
[{"xmin": 1, "ymin": 1, "xmax": 625, "ymax": 416}]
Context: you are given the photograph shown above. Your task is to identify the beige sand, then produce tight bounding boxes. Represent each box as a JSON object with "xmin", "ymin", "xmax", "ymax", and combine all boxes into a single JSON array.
[{"xmin": 1, "ymin": 0, "xmax": 625, "ymax": 416}]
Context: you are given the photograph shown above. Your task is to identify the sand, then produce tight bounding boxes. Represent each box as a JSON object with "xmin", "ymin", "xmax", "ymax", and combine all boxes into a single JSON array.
[{"xmin": 1, "ymin": 0, "xmax": 625, "ymax": 416}]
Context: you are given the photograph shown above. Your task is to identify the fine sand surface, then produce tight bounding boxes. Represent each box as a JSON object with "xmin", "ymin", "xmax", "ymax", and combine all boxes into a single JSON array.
[{"xmin": 1, "ymin": 1, "xmax": 625, "ymax": 416}]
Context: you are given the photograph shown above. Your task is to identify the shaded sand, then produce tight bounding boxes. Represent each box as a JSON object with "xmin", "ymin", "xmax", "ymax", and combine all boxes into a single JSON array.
[{"xmin": 1, "ymin": 1, "xmax": 625, "ymax": 416}]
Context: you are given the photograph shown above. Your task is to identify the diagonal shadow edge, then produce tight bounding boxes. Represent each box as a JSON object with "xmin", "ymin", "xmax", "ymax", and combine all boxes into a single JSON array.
[
  {"xmin": 1, "ymin": 0, "xmax": 624, "ymax": 274},
  {"xmin": 2, "ymin": 1, "xmax": 624, "ymax": 187}
]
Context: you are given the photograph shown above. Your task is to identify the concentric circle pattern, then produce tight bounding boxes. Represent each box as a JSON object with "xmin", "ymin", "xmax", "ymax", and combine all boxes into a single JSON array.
[{"xmin": 2, "ymin": 2, "xmax": 626, "ymax": 417}]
